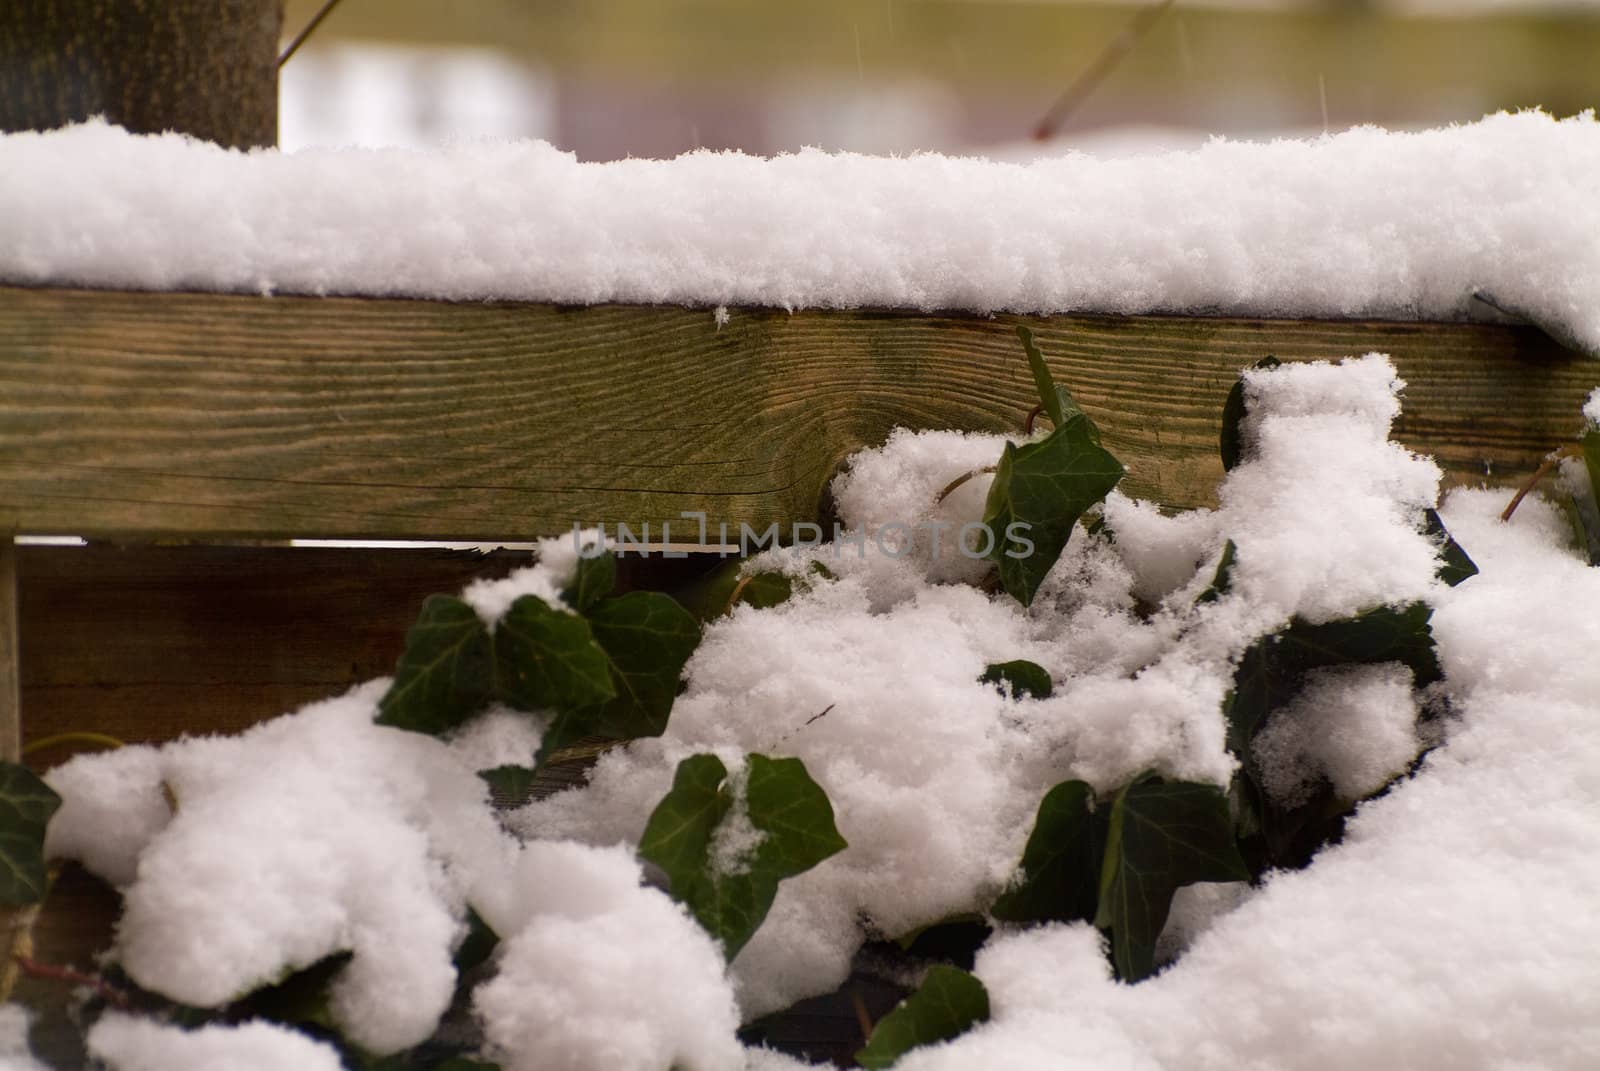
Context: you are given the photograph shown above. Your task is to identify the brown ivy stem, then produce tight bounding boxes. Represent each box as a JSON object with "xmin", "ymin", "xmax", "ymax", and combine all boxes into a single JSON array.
[
  {"xmin": 852, "ymin": 988, "xmax": 876, "ymax": 1044},
  {"xmin": 10, "ymin": 954, "xmax": 130, "ymax": 1010},
  {"xmin": 722, "ymin": 574, "xmax": 755, "ymax": 616},
  {"xmin": 1501, "ymin": 444, "xmax": 1582, "ymax": 522},
  {"xmin": 1022, "ymin": 404, "xmax": 1046, "ymax": 436},
  {"xmin": 935, "ymin": 467, "xmax": 998, "ymax": 505}
]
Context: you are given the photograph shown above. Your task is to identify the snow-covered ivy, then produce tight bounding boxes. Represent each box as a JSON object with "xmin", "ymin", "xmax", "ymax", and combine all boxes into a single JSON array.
[{"xmin": 12, "ymin": 340, "xmax": 1600, "ymax": 1070}]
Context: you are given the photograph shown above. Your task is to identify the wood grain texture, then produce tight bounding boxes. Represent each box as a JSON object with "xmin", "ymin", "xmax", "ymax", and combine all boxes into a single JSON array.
[
  {"xmin": 15, "ymin": 543, "xmax": 526, "ymax": 749},
  {"xmin": 2, "ymin": 285, "xmax": 1595, "ymax": 542},
  {"xmin": 14, "ymin": 543, "xmax": 722, "ymax": 749}
]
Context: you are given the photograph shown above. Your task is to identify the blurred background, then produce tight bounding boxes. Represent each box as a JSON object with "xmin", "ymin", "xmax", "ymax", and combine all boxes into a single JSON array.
[{"xmin": 277, "ymin": 0, "xmax": 1599, "ymax": 158}]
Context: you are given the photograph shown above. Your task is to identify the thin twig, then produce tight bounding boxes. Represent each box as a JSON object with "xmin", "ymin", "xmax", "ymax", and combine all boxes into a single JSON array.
[
  {"xmin": 935, "ymin": 466, "xmax": 998, "ymax": 505},
  {"xmin": 278, "ymin": 0, "xmax": 348, "ymax": 68},
  {"xmin": 11, "ymin": 955, "xmax": 130, "ymax": 1010},
  {"xmin": 766, "ymin": 703, "xmax": 836, "ymax": 752},
  {"xmin": 1501, "ymin": 444, "xmax": 1581, "ymax": 522},
  {"xmin": 1033, "ymin": 0, "xmax": 1177, "ymax": 141}
]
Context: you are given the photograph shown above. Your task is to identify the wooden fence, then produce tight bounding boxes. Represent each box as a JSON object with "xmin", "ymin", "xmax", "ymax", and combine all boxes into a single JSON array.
[
  {"xmin": 2, "ymin": 281, "xmax": 1596, "ymax": 1063},
  {"xmin": 5, "ymin": 282, "xmax": 1598, "ymax": 754}
]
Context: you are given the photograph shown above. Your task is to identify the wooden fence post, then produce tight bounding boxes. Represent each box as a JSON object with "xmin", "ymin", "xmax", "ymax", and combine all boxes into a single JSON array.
[{"xmin": 0, "ymin": 0, "xmax": 283, "ymax": 149}]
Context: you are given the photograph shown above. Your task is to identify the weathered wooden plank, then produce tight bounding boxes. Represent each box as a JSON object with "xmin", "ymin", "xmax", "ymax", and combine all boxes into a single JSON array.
[
  {"xmin": 14, "ymin": 543, "xmax": 721, "ymax": 749},
  {"xmin": 12, "ymin": 543, "xmax": 525, "ymax": 748},
  {"xmin": 2, "ymin": 285, "xmax": 1594, "ymax": 542}
]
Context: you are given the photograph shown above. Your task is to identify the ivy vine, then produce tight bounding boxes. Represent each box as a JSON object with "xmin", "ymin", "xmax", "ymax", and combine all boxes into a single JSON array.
[{"xmin": 10, "ymin": 329, "xmax": 1597, "ymax": 1071}]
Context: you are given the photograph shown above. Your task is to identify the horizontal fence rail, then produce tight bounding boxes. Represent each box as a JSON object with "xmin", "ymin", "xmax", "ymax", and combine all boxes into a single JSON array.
[{"xmin": 3, "ymin": 284, "xmax": 1595, "ymax": 542}]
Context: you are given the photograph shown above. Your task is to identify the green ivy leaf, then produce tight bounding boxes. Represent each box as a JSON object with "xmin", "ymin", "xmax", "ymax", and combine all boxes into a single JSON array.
[
  {"xmin": 233, "ymin": 950, "xmax": 353, "ymax": 1030},
  {"xmin": 1094, "ymin": 776, "xmax": 1249, "ymax": 982},
  {"xmin": 639, "ymin": 753, "xmax": 731, "ymax": 885},
  {"xmin": 1224, "ymin": 602, "xmax": 1440, "ymax": 757},
  {"xmin": 1579, "ymin": 428, "xmax": 1600, "ymax": 566},
  {"xmin": 562, "ymin": 547, "xmax": 617, "ymax": 613},
  {"xmin": 734, "ymin": 572, "xmax": 796, "ymax": 610},
  {"xmin": 1289, "ymin": 602, "xmax": 1442, "ymax": 685},
  {"xmin": 1235, "ymin": 769, "xmax": 1361, "ymax": 876},
  {"xmin": 453, "ymin": 907, "xmax": 500, "ymax": 974},
  {"xmin": 1584, "ymin": 427, "xmax": 1600, "ymax": 502},
  {"xmin": 530, "ymin": 710, "xmax": 584, "ymax": 769},
  {"xmin": 1224, "ymin": 639, "xmax": 1287, "ymax": 760},
  {"xmin": 377, "ymin": 595, "xmax": 493, "ymax": 734},
  {"xmin": 494, "ymin": 595, "xmax": 615, "ymax": 713},
  {"xmin": 990, "ymin": 780, "xmax": 1103, "ymax": 925},
  {"xmin": 580, "ymin": 592, "xmax": 702, "ymax": 739},
  {"xmin": 639, "ymin": 755, "xmax": 755, "ymax": 956},
  {"xmin": 745, "ymin": 754, "xmax": 849, "ymax": 876},
  {"xmin": 1226, "ymin": 602, "xmax": 1440, "ymax": 872},
  {"xmin": 1422, "ymin": 509, "xmax": 1478, "ymax": 587},
  {"xmin": 1195, "ymin": 539, "xmax": 1237, "ymax": 605},
  {"xmin": 980, "ymin": 660, "xmax": 1054, "ymax": 699},
  {"xmin": 1219, "ymin": 356, "xmax": 1281, "ymax": 471},
  {"xmin": 640, "ymin": 753, "xmax": 845, "ymax": 960},
  {"xmin": 478, "ymin": 765, "xmax": 538, "ymax": 809},
  {"xmin": 1016, "ymin": 325, "xmax": 1067, "ymax": 428},
  {"xmin": 0, "ymin": 761, "xmax": 62, "ymax": 906},
  {"xmin": 893, "ymin": 915, "xmax": 992, "ymax": 966},
  {"xmin": 356, "ymin": 1053, "xmax": 499, "ymax": 1071},
  {"xmin": 983, "ymin": 329, "xmax": 1124, "ymax": 607},
  {"xmin": 984, "ymin": 427, "xmax": 1125, "ymax": 607},
  {"xmin": 855, "ymin": 965, "xmax": 991, "ymax": 1069},
  {"xmin": 676, "ymin": 562, "xmax": 801, "ymax": 622}
]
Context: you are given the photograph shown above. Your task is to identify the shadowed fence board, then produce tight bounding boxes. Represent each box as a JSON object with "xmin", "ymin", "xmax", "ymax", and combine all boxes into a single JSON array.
[
  {"xmin": 9, "ymin": 543, "xmax": 720, "ymax": 1063},
  {"xmin": 9, "ymin": 542, "xmax": 727, "ymax": 1065},
  {"xmin": 2, "ymin": 285, "xmax": 1594, "ymax": 543},
  {"xmin": 13, "ymin": 543, "xmax": 723, "ymax": 751},
  {"xmin": 14, "ymin": 544, "xmax": 522, "ymax": 750}
]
